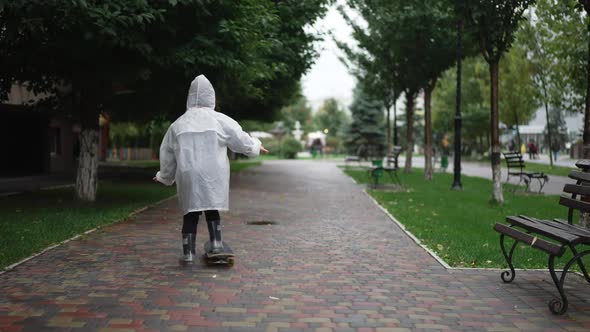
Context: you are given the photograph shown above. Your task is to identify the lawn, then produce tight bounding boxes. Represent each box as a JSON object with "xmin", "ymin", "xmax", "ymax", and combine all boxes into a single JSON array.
[
  {"xmin": 343, "ymin": 168, "xmax": 589, "ymax": 270},
  {"xmin": 0, "ymin": 160, "xmax": 262, "ymax": 270}
]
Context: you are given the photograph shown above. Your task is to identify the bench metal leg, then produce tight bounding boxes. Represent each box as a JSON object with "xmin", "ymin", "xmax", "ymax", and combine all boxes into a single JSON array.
[
  {"xmin": 548, "ymin": 254, "xmax": 568, "ymax": 315},
  {"xmin": 548, "ymin": 249, "xmax": 590, "ymax": 315},
  {"xmin": 569, "ymin": 245, "xmax": 590, "ymax": 284},
  {"xmin": 537, "ymin": 176, "xmax": 548, "ymax": 194},
  {"xmin": 499, "ymin": 233, "xmax": 519, "ymax": 283}
]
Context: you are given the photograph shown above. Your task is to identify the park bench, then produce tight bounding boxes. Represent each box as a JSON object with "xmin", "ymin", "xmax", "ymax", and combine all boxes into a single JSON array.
[
  {"xmin": 368, "ymin": 146, "xmax": 403, "ymax": 188},
  {"xmin": 503, "ymin": 151, "xmax": 549, "ymax": 193},
  {"xmin": 493, "ymin": 160, "xmax": 590, "ymax": 315}
]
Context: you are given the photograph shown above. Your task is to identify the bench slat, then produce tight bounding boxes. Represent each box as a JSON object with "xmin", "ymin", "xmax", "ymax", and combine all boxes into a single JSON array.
[
  {"xmin": 568, "ymin": 170, "xmax": 590, "ymax": 183},
  {"xmin": 521, "ymin": 216, "xmax": 590, "ymax": 243},
  {"xmin": 563, "ymin": 183, "xmax": 590, "ymax": 197},
  {"xmin": 494, "ymin": 223, "xmax": 565, "ymax": 256},
  {"xmin": 559, "ymin": 195, "xmax": 590, "ymax": 214},
  {"xmin": 506, "ymin": 216, "xmax": 581, "ymax": 244}
]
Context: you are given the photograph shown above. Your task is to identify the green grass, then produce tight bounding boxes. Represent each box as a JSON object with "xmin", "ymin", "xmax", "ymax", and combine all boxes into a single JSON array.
[
  {"xmin": 343, "ymin": 168, "xmax": 589, "ymax": 270},
  {"xmin": 0, "ymin": 160, "xmax": 262, "ymax": 270}
]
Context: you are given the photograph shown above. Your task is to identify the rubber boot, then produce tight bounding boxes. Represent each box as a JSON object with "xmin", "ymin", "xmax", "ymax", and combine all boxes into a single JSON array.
[
  {"xmin": 181, "ymin": 233, "xmax": 196, "ymax": 263},
  {"xmin": 207, "ymin": 220, "xmax": 224, "ymax": 254}
]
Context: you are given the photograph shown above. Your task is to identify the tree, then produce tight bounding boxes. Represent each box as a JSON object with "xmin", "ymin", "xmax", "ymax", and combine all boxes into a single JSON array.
[
  {"xmin": 544, "ymin": 107, "xmax": 569, "ymax": 157},
  {"xmin": 433, "ymin": 56, "xmax": 490, "ymax": 156},
  {"xmin": 345, "ymin": 84, "xmax": 386, "ymax": 158},
  {"xmin": 499, "ymin": 43, "xmax": 539, "ymax": 150},
  {"xmin": 464, "ymin": 0, "xmax": 535, "ymax": 203},
  {"xmin": 313, "ymin": 98, "xmax": 349, "ymax": 137},
  {"xmin": 518, "ymin": 5, "xmax": 558, "ymax": 166},
  {"xmin": 336, "ymin": 3, "xmax": 401, "ymax": 153},
  {"xmin": 341, "ymin": 0, "xmax": 457, "ymax": 178},
  {"xmin": 0, "ymin": 0, "xmax": 329, "ymax": 201},
  {"xmin": 279, "ymin": 85, "xmax": 314, "ymax": 133}
]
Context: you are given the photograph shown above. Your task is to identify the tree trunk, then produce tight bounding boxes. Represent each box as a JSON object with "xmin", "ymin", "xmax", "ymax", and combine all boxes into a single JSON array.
[
  {"xmin": 393, "ymin": 100, "xmax": 398, "ymax": 146},
  {"xmin": 385, "ymin": 101, "xmax": 391, "ymax": 153},
  {"xmin": 581, "ymin": 9, "xmax": 590, "ymax": 230},
  {"xmin": 490, "ymin": 61, "xmax": 503, "ymax": 203},
  {"xmin": 585, "ymin": 18, "xmax": 590, "ymax": 156},
  {"xmin": 513, "ymin": 111, "xmax": 521, "ymax": 149},
  {"xmin": 74, "ymin": 82, "xmax": 101, "ymax": 202},
  {"xmin": 424, "ymin": 85, "xmax": 433, "ymax": 180},
  {"xmin": 75, "ymin": 129, "xmax": 99, "ymax": 201},
  {"xmin": 404, "ymin": 92, "xmax": 416, "ymax": 173},
  {"xmin": 544, "ymin": 100, "xmax": 554, "ymax": 167}
]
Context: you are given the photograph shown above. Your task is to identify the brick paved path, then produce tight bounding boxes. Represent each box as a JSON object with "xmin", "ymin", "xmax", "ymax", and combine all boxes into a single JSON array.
[{"xmin": 1, "ymin": 160, "xmax": 589, "ymax": 331}]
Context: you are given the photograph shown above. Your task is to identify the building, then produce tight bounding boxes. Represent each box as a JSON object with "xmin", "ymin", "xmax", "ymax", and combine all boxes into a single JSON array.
[{"xmin": 1, "ymin": 84, "xmax": 79, "ymax": 176}]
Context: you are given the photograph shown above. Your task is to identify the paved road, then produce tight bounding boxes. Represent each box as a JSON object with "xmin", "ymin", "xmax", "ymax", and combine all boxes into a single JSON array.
[{"xmin": 1, "ymin": 160, "xmax": 589, "ymax": 331}]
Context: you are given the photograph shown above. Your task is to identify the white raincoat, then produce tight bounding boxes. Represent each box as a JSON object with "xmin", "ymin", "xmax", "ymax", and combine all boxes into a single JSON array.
[{"xmin": 155, "ymin": 75, "xmax": 261, "ymax": 214}]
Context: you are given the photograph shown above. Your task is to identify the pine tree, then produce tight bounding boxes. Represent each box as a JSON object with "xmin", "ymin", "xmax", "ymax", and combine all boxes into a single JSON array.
[{"xmin": 345, "ymin": 85, "xmax": 386, "ymax": 159}]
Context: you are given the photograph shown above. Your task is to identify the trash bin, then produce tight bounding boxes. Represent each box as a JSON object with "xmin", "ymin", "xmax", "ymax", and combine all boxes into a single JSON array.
[
  {"xmin": 441, "ymin": 155, "xmax": 449, "ymax": 170},
  {"xmin": 370, "ymin": 159, "xmax": 383, "ymax": 186}
]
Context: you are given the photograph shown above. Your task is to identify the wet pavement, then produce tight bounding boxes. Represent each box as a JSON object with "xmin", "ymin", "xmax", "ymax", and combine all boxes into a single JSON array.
[{"xmin": 1, "ymin": 159, "xmax": 589, "ymax": 331}]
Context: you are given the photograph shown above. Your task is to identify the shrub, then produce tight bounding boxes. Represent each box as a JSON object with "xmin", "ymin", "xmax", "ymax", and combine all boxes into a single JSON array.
[{"xmin": 280, "ymin": 136, "xmax": 302, "ymax": 159}]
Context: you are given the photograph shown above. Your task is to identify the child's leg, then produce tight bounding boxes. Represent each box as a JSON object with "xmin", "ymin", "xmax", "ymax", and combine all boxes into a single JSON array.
[
  {"xmin": 181, "ymin": 211, "xmax": 200, "ymax": 262},
  {"xmin": 204, "ymin": 210, "xmax": 223, "ymax": 252}
]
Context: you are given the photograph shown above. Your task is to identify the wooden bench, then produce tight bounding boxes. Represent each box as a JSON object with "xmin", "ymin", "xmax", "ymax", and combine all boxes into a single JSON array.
[
  {"xmin": 368, "ymin": 146, "xmax": 402, "ymax": 188},
  {"xmin": 493, "ymin": 164, "xmax": 590, "ymax": 315},
  {"xmin": 503, "ymin": 151, "xmax": 549, "ymax": 193}
]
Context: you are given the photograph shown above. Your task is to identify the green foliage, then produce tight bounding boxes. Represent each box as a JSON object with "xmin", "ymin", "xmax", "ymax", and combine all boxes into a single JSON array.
[
  {"xmin": 340, "ymin": 0, "xmax": 459, "ymax": 109},
  {"xmin": 279, "ymin": 94, "xmax": 314, "ymax": 133},
  {"xmin": 240, "ymin": 120, "xmax": 274, "ymax": 133},
  {"xmin": 280, "ymin": 136, "xmax": 303, "ymax": 159},
  {"xmin": 312, "ymin": 98, "xmax": 349, "ymax": 137},
  {"xmin": 524, "ymin": 0, "xmax": 589, "ymax": 114},
  {"xmin": 464, "ymin": 0, "xmax": 536, "ymax": 63},
  {"xmin": 345, "ymin": 84, "xmax": 385, "ymax": 157},
  {"xmin": 0, "ymin": 0, "xmax": 331, "ymax": 122},
  {"xmin": 499, "ymin": 44, "xmax": 539, "ymax": 128},
  {"xmin": 261, "ymin": 136, "xmax": 301, "ymax": 159},
  {"xmin": 545, "ymin": 107, "xmax": 570, "ymax": 151},
  {"xmin": 433, "ymin": 56, "xmax": 490, "ymax": 155}
]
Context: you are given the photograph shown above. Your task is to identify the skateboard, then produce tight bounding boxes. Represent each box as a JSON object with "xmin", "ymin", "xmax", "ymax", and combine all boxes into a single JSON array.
[{"xmin": 203, "ymin": 241, "xmax": 234, "ymax": 266}]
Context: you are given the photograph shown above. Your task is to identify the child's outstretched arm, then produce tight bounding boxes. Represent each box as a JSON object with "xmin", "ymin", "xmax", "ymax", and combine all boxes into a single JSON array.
[
  {"xmin": 153, "ymin": 128, "xmax": 177, "ymax": 185},
  {"xmin": 221, "ymin": 116, "xmax": 268, "ymax": 157}
]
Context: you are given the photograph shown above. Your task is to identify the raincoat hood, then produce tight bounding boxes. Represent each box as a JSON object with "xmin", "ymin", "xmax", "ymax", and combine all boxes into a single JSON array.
[{"xmin": 186, "ymin": 75, "xmax": 216, "ymax": 110}]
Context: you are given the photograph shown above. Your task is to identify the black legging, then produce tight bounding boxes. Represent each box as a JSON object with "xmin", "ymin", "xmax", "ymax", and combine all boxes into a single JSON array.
[{"xmin": 182, "ymin": 210, "xmax": 220, "ymax": 234}]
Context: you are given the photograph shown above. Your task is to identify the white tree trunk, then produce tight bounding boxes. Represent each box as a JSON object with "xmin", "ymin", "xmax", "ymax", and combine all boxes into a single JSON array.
[
  {"xmin": 75, "ymin": 129, "xmax": 99, "ymax": 202},
  {"xmin": 492, "ymin": 159, "xmax": 503, "ymax": 202}
]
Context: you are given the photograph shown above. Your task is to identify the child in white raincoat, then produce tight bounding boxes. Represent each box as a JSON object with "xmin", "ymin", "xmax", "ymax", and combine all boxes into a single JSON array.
[{"xmin": 153, "ymin": 75, "xmax": 268, "ymax": 263}]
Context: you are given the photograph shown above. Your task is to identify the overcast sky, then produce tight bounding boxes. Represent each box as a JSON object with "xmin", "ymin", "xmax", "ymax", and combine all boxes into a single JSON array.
[{"xmin": 302, "ymin": 2, "xmax": 356, "ymax": 111}]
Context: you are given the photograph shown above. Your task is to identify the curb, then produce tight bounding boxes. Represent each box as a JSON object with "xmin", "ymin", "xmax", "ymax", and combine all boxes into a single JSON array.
[{"xmin": 0, "ymin": 195, "xmax": 177, "ymax": 276}]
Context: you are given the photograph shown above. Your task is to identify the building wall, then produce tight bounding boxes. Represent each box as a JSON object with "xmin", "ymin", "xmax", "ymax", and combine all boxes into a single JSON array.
[{"xmin": 48, "ymin": 118, "xmax": 77, "ymax": 173}]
